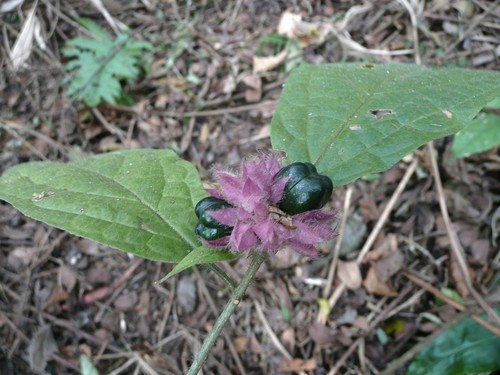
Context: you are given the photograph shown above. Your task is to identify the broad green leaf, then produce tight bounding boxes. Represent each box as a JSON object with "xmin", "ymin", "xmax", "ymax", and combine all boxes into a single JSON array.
[
  {"xmin": 162, "ymin": 246, "xmax": 239, "ymax": 280},
  {"xmin": 452, "ymin": 98, "xmax": 500, "ymax": 158},
  {"xmin": 271, "ymin": 63, "xmax": 500, "ymax": 186},
  {"xmin": 407, "ymin": 309, "xmax": 500, "ymax": 375},
  {"xmin": 0, "ymin": 149, "xmax": 206, "ymax": 263}
]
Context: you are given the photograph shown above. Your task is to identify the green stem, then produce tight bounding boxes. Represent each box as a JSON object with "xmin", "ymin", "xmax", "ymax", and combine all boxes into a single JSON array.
[
  {"xmin": 187, "ymin": 251, "xmax": 268, "ymax": 375},
  {"xmin": 206, "ymin": 263, "xmax": 236, "ymax": 291}
]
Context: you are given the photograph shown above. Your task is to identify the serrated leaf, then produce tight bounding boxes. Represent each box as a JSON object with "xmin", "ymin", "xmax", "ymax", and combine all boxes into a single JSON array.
[
  {"xmin": 64, "ymin": 38, "xmax": 113, "ymax": 58},
  {"xmin": 407, "ymin": 309, "xmax": 500, "ymax": 375},
  {"xmin": 271, "ymin": 63, "xmax": 500, "ymax": 186},
  {"xmin": 162, "ymin": 246, "xmax": 238, "ymax": 280},
  {"xmin": 76, "ymin": 18, "xmax": 110, "ymax": 41},
  {"xmin": 0, "ymin": 149, "xmax": 207, "ymax": 263},
  {"xmin": 62, "ymin": 18, "xmax": 151, "ymax": 107}
]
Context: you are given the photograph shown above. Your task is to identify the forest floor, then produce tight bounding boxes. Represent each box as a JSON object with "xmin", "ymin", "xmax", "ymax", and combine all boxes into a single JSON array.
[{"xmin": 0, "ymin": 1, "xmax": 499, "ymax": 374}]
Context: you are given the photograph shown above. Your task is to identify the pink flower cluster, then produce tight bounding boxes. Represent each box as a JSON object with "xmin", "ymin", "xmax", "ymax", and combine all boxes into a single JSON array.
[{"xmin": 202, "ymin": 153, "xmax": 336, "ymax": 258}]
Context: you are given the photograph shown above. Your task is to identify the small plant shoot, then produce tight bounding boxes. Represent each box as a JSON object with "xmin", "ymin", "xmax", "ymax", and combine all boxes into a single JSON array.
[{"xmin": 62, "ymin": 18, "xmax": 153, "ymax": 106}]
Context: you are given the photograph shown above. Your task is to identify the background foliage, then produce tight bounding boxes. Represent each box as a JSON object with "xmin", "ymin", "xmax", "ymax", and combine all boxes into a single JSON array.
[{"xmin": 271, "ymin": 63, "xmax": 500, "ymax": 186}]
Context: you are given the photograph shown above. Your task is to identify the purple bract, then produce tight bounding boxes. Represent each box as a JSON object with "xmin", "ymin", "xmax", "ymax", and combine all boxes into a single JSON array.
[{"xmin": 200, "ymin": 153, "xmax": 336, "ymax": 258}]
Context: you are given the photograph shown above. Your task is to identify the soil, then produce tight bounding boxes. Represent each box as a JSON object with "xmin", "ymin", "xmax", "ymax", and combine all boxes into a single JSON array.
[{"xmin": 1, "ymin": 1, "xmax": 499, "ymax": 374}]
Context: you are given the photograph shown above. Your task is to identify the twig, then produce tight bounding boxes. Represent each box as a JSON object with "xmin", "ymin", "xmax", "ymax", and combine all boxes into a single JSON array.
[
  {"xmin": 134, "ymin": 353, "xmax": 159, "ymax": 375},
  {"xmin": 108, "ymin": 357, "xmax": 137, "ymax": 375},
  {"xmin": 91, "ymin": 107, "xmax": 126, "ymax": 143},
  {"xmin": 330, "ymin": 28, "xmax": 414, "ymax": 57},
  {"xmin": 328, "ymin": 284, "xmax": 414, "ymax": 374},
  {"xmin": 254, "ymin": 300, "xmax": 291, "ymax": 360},
  {"xmin": 356, "ymin": 158, "xmax": 418, "ymax": 263},
  {"xmin": 322, "ymin": 186, "xmax": 353, "ymax": 299},
  {"xmin": 0, "ymin": 120, "xmax": 79, "ymax": 158},
  {"xmin": 152, "ymin": 100, "xmax": 278, "ymax": 118},
  {"xmin": 397, "ymin": 0, "xmax": 422, "ymax": 64},
  {"xmin": 154, "ymin": 278, "xmax": 176, "ymax": 343},
  {"xmin": 34, "ymin": 309, "xmax": 123, "ymax": 353},
  {"xmin": 442, "ymin": 1, "xmax": 499, "ymax": 57},
  {"xmin": 325, "ymin": 160, "xmax": 418, "ymax": 314},
  {"xmin": 427, "ymin": 141, "xmax": 500, "ymax": 327},
  {"xmin": 254, "ymin": 300, "xmax": 307, "ymax": 375},
  {"xmin": 0, "ymin": 311, "xmax": 80, "ymax": 372},
  {"xmin": 405, "ymin": 272, "xmax": 500, "ymax": 336}
]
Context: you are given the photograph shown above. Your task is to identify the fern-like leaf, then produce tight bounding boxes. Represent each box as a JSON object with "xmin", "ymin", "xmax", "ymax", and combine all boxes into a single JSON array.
[{"xmin": 62, "ymin": 18, "xmax": 153, "ymax": 107}]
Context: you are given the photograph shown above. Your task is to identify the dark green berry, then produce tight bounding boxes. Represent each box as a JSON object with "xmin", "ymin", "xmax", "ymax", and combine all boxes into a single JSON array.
[
  {"xmin": 195, "ymin": 222, "xmax": 232, "ymax": 241},
  {"xmin": 275, "ymin": 162, "xmax": 333, "ymax": 215},
  {"xmin": 194, "ymin": 197, "xmax": 234, "ymax": 240}
]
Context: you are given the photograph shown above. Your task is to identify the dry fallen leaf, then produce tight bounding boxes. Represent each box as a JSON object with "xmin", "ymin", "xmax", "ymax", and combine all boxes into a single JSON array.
[
  {"xmin": 0, "ymin": 0, "xmax": 24, "ymax": 13},
  {"xmin": 28, "ymin": 325, "xmax": 58, "ymax": 373},
  {"xmin": 450, "ymin": 250, "xmax": 469, "ymax": 297},
  {"xmin": 253, "ymin": 50, "xmax": 288, "ymax": 74},
  {"xmin": 59, "ymin": 265, "xmax": 77, "ymax": 293},
  {"xmin": 353, "ymin": 316, "xmax": 369, "ymax": 331},
  {"xmin": 7, "ymin": 247, "xmax": 35, "ymax": 270},
  {"xmin": 87, "ymin": 266, "xmax": 112, "ymax": 285},
  {"xmin": 279, "ymin": 358, "xmax": 317, "ymax": 372},
  {"xmin": 114, "ymin": 291, "xmax": 138, "ymax": 312},
  {"xmin": 43, "ymin": 286, "xmax": 69, "ymax": 310},
  {"xmin": 308, "ymin": 324, "xmax": 336, "ymax": 346},
  {"xmin": 250, "ymin": 334, "xmax": 264, "ymax": 354},
  {"xmin": 364, "ymin": 265, "xmax": 397, "ymax": 297},
  {"xmin": 277, "ymin": 11, "xmax": 333, "ymax": 47},
  {"xmin": 278, "ymin": 11, "xmax": 302, "ymax": 38},
  {"xmin": 375, "ymin": 250, "xmax": 405, "ymax": 282},
  {"xmin": 233, "ymin": 337, "xmax": 247, "ymax": 354},
  {"xmin": 177, "ymin": 275, "xmax": 197, "ymax": 314},
  {"xmin": 243, "ymin": 74, "xmax": 262, "ymax": 102},
  {"xmin": 136, "ymin": 290, "xmax": 150, "ymax": 316},
  {"xmin": 336, "ymin": 307, "xmax": 357, "ymax": 325},
  {"xmin": 470, "ymin": 239, "xmax": 490, "ymax": 266},
  {"xmin": 363, "ymin": 251, "xmax": 404, "ymax": 297},
  {"xmin": 280, "ymin": 327, "xmax": 295, "ymax": 353},
  {"xmin": 337, "ymin": 260, "xmax": 362, "ymax": 290},
  {"xmin": 9, "ymin": 3, "xmax": 39, "ymax": 69}
]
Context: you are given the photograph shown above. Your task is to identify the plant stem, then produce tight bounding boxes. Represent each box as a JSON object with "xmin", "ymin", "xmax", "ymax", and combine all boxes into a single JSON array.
[
  {"xmin": 186, "ymin": 251, "xmax": 268, "ymax": 375},
  {"xmin": 206, "ymin": 263, "xmax": 236, "ymax": 291}
]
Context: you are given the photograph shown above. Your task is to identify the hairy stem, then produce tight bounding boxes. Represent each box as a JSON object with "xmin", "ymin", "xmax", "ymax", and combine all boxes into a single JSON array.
[{"xmin": 187, "ymin": 251, "xmax": 268, "ymax": 375}]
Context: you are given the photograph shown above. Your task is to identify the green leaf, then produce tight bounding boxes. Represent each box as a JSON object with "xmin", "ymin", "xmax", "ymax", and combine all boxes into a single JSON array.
[
  {"xmin": 162, "ymin": 246, "xmax": 238, "ymax": 280},
  {"xmin": 80, "ymin": 354, "xmax": 99, "ymax": 375},
  {"xmin": 271, "ymin": 63, "xmax": 500, "ymax": 187},
  {"xmin": 407, "ymin": 309, "xmax": 500, "ymax": 375},
  {"xmin": 0, "ymin": 149, "xmax": 207, "ymax": 263},
  {"xmin": 452, "ymin": 98, "xmax": 500, "ymax": 158},
  {"xmin": 76, "ymin": 18, "xmax": 110, "ymax": 41},
  {"xmin": 62, "ymin": 18, "xmax": 152, "ymax": 107},
  {"xmin": 436, "ymin": 287, "xmax": 465, "ymax": 306}
]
